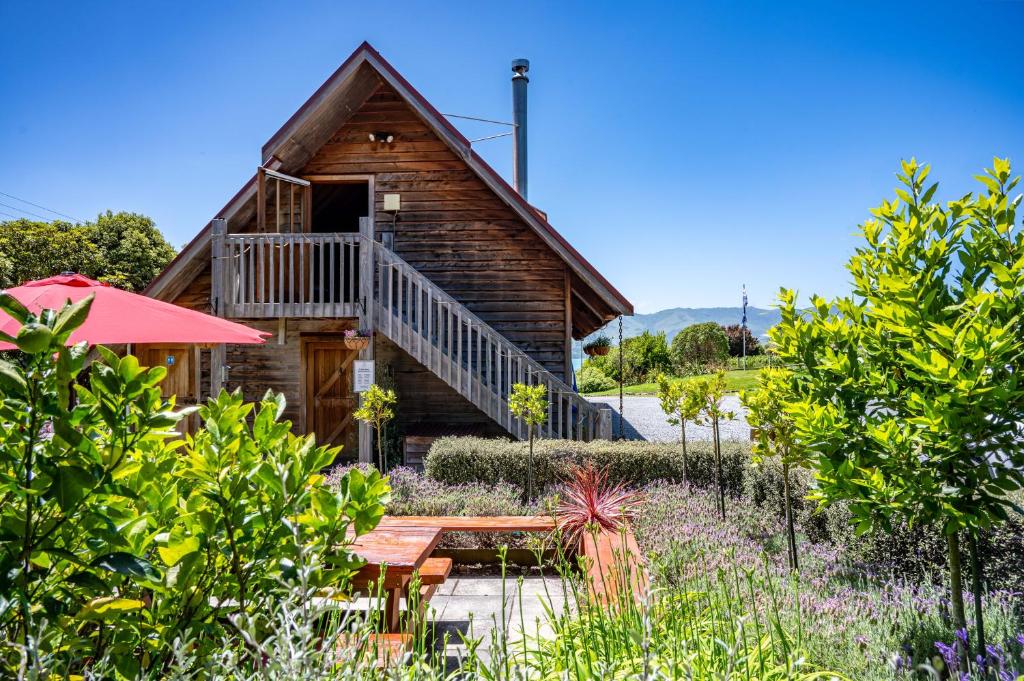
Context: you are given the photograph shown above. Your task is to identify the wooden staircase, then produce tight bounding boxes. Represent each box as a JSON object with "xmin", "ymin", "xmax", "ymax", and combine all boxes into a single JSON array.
[
  {"xmin": 368, "ymin": 240, "xmax": 606, "ymax": 441},
  {"xmin": 211, "ymin": 220, "xmax": 609, "ymax": 442}
]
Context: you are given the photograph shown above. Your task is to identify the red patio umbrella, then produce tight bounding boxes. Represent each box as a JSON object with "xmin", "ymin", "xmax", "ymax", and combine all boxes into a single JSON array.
[{"xmin": 0, "ymin": 273, "xmax": 268, "ymax": 349}]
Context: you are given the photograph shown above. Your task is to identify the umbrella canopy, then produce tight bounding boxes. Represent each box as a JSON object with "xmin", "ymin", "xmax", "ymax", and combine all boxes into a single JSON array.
[{"xmin": 0, "ymin": 273, "xmax": 268, "ymax": 349}]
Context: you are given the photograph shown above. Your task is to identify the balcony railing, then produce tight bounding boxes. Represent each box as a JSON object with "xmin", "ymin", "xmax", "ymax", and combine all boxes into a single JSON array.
[{"xmin": 217, "ymin": 232, "xmax": 363, "ymax": 318}]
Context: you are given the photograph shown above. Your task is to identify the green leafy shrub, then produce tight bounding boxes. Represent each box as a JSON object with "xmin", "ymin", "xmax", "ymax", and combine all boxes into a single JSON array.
[
  {"xmin": 0, "ymin": 295, "xmax": 389, "ymax": 678},
  {"xmin": 424, "ymin": 437, "xmax": 748, "ymax": 496},
  {"xmin": 621, "ymin": 330, "xmax": 672, "ymax": 383},
  {"xmin": 581, "ymin": 331, "xmax": 672, "ymax": 384},
  {"xmin": 670, "ymin": 322, "xmax": 729, "ymax": 374},
  {"xmin": 577, "ymin": 365, "xmax": 615, "ymax": 393}
]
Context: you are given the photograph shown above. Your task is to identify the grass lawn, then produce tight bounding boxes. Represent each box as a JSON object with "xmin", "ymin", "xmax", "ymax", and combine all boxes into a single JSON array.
[{"xmin": 582, "ymin": 368, "xmax": 762, "ymax": 396}]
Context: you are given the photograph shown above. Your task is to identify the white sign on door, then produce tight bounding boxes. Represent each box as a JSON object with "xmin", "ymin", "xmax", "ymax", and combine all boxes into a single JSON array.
[{"xmin": 353, "ymin": 360, "xmax": 375, "ymax": 393}]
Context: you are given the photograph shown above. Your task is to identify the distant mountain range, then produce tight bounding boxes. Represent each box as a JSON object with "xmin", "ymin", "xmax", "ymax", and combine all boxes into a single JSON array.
[{"xmin": 596, "ymin": 307, "xmax": 781, "ymax": 342}]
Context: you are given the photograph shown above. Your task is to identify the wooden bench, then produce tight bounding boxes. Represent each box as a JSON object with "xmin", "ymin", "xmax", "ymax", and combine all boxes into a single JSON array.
[
  {"xmin": 379, "ymin": 515, "xmax": 556, "ymax": 533},
  {"xmin": 418, "ymin": 556, "xmax": 453, "ymax": 597},
  {"xmin": 337, "ymin": 632, "xmax": 412, "ymax": 667}
]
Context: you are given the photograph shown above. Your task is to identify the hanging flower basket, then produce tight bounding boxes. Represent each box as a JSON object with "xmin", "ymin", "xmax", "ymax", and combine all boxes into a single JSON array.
[
  {"xmin": 583, "ymin": 334, "xmax": 612, "ymax": 357},
  {"xmin": 341, "ymin": 330, "xmax": 371, "ymax": 350}
]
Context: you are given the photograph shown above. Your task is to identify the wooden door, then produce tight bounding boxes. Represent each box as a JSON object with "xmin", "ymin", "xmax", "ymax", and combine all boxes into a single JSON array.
[
  {"xmin": 302, "ymin": 339, "xmax": 358, "ymax": 456},
  {"xmin": 137, "ymin": 344, "xmax": 198, "ymax": 434}
]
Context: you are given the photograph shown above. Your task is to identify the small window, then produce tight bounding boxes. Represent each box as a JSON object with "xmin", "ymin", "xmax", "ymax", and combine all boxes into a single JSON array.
[{"xmin": 311, "ymin": 181, "xmax": 369, "ymax": 233}]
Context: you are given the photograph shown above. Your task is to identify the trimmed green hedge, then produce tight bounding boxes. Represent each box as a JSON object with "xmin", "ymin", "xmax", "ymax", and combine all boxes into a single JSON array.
[{"xmin": 424, "ymin": 437, "xmax": 750, "ymax": 498}]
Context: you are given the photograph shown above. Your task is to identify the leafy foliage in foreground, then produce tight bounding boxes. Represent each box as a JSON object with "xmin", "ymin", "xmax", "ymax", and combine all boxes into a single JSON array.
[
  {"xmin": 0, "ymin": 296, "xmax": 389, "ymax": 677},
  {"xmin": 772, "ymin": 158, "xmax": 1024, "ymax": 640}
]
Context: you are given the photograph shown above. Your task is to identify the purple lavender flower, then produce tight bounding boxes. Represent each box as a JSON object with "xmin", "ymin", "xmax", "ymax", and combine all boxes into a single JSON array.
[{"xmin": 936, "ymin": 641, "xmax": 958, "ymax": 669}]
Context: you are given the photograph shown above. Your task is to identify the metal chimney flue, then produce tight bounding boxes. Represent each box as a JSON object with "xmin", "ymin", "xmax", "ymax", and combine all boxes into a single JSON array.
[{"xmin": 511, "ymin": 58, "xmax": 529, "ymax": 199}]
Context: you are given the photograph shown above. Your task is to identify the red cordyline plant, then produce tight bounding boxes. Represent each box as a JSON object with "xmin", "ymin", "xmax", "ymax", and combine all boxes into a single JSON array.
[{"xmin": 555, "ymin": 464, "xmax": 644, "ymax": 547}]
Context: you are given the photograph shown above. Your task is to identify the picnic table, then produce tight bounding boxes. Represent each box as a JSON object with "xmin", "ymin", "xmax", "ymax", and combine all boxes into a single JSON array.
[
  {"xmin": 347, "ymin": 516, "xmax": 555, "ymax": 633},
  {"xmin": 349, "ymin": 524, "xmax": 442, "ymax": 631}
]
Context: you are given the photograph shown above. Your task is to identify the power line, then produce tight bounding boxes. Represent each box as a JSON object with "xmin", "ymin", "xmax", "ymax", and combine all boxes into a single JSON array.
[
  {"xmin": 0, "ymin": 209, "xmax": 21, "ymax": 220},
  {"xmin": 442, "ymin": 112, "xmax": 516, "ymax": 127},
  {"xmin": 0, "ymin": 191, "xmax": 84, "ymax": 223},
  {"xmin": 0, "ymin": 201, "xmax": 54, "ymax": 222}
]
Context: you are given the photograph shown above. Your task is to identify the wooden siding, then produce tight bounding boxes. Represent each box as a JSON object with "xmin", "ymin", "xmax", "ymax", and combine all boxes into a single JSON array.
[
  {"xmin": 376, "ymin": 335, "xmax": 507, "ymax": 437},
  {"xmin": 300, "ymin": 85, "xmax": 570, "ymax": 381}
]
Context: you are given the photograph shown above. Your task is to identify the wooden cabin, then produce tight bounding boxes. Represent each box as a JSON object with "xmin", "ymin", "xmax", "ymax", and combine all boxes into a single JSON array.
[{"xmin": 145, "ymin": 42, "xmax": 632, "ymax": 462}]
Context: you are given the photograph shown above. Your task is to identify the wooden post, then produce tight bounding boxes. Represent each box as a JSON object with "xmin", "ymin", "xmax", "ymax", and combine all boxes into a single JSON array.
[
  {"xmin": 596, "ymin": 404, "xmax": 613, "ymax": 440},
  {"xmin": 257, "ymin": 168, "xmax": 266, "ymax": 233},
  {"xmin": 211, "ymin": 218, "xmax": 227, "ymax": 316},
  {"xmin": 358, "ymin": 217, "xmax": 375, "ymax": 465},
  {"xmin": 564, "ymin": 269, "xmax": 573, "ymax": 384},
  {"xmin": 210, "ymin": 345, "xmax": 226, "ymax": 397}
]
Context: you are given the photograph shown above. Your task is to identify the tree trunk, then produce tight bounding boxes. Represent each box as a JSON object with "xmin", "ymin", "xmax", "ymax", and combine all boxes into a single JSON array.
[
  {"xmin": 713, "ymin": 417, "xmax": 725, "ymax": 518},
  {"xmin": 782, "ymin": 461, "xmax": 798, "ymax": 572},
  {"xmin": 527, "ymin": 428, "xmax": 535, "ymax": 502},
  {"xmin": 968, "ymin": 531, "xmax": 986, "ymax": 665},
  {"xmin": 947, "ymin": 532, "xmax": 968, "ymax": 666},
  {"xmin": 680, "ymin": 421, "xmax": 688, "ymax": 484},
  {"xmin": 376, "ymin": 427, "xmax": 384, "ymax": 472}
]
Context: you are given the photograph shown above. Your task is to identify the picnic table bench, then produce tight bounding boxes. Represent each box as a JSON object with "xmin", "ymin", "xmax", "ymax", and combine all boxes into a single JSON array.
[{"xmin": 345, "ymin": 514, "xmax": 560, "ymax": 665}]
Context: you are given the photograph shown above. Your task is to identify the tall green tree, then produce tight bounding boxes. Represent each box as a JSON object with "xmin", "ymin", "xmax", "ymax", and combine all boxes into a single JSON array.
[
  {"xmin": 0, "ymin": 219, "xmax": 103, "ymax": 287},
  {"xmin": 772, "ymin": 158, "xmax": 1024, "ymax": 655},
  {"xmin": 0, "ymin": 212, "xmax": 175, "ymax": 291},
  {"xmin": 656, "ymin": 373, "xmax": 701, "ymax": 482},
  {"xmin": 509, "ymin": 383, "xmax": 548, "ymax": 501},
  {"xmin": 89, "ymin": 211, "xmax": 177, "ymax": 291},
  {"xmin": 741, "ymin": 367, "xmax": 809, "ymax": 571}
]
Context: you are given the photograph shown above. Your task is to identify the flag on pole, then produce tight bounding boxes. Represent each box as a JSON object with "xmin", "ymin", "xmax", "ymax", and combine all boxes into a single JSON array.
[{"xmin": 742, "ymin": 284, "xmax": 748, "ymax": 326}]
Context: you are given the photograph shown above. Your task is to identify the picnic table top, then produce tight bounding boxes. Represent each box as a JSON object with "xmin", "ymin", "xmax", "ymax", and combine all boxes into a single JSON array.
[
  {"xmin": 350, "ymin": 525, "xmax": 443, "ymax": 578},
  {"xmin": 378, "ymin": 515, "xmax": 556, "ymax": 532}
]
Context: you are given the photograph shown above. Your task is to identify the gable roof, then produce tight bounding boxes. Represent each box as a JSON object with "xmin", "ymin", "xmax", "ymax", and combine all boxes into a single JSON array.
[{"xmin": 148, "ymin": 42, "xmax": 632, "ymax": 317}]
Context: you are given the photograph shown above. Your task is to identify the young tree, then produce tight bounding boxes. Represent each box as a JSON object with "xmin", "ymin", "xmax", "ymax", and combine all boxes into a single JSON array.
[
  {"xmin": 692, "ymin": 372, "xmax": 733, "ymax": 518},
  {"xmin": 509, "ymin": 383, "xmax": 548, "ymax": 501},
  {"xmin": 671, "ymin": 322, "xmax": 729, "ymax": 375},
  {"xmin": 656, "ymin": 373, "xmax": 701, "ymax": 482},
  {"xmin": 772, "ymin": 158, "xmax": 1024, "ymax": 655},
  {"xmin": 741, "ymin": 367, "xmax": 809, "ymax": 571},
  {"xmin": 354, "ymin": 383, "xmax": 397, "ymax": 472}
]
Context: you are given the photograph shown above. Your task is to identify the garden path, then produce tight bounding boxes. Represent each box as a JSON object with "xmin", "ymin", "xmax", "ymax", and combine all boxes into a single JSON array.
[
  {"xmin": 427, "ymin": 575, "xmax": 569, "ymax": 665},
  {"xmin": 586, "ymin": 395, "xmax": 750, "ymax": 442}
]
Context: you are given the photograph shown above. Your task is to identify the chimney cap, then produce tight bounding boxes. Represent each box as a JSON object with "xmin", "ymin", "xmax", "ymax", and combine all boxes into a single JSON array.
[{"xmin": 511, "ymin": 58, "xmax": 530, "ymax": 75}]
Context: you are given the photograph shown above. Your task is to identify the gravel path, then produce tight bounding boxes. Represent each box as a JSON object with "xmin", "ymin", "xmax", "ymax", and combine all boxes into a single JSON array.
[{"xmin": 587, "ymin": 395, "xmax": 749, "ymax": 443}]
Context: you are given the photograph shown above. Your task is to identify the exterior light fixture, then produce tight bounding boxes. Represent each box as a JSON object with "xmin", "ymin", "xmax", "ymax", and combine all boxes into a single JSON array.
[{"xmin": 368, "ymin": 132, "xmax": 395, "ymax": 143}]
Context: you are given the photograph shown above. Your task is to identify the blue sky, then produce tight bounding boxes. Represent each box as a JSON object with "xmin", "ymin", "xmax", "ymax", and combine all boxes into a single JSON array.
[{"xmin": 1, "ymin": 1, "xmax": 1021, "ymax": 313}]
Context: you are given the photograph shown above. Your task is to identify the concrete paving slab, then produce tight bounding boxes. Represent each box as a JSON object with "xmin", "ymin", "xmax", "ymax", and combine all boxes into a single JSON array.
[{"xmin": 451, "ymin": 575, "xmax": 514, "ymax": 596}]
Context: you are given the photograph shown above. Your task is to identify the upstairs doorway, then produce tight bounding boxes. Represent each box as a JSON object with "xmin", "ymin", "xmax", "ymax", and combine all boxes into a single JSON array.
[{"xmin": 311, "ymin": 179, "xmax": 370, "ymax": 234}]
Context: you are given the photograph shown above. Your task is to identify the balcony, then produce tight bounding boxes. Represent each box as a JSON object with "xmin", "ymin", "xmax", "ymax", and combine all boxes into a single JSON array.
[{"xmin": 215, "ymin": 232, "xmax": 364, "ymax": 318}]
